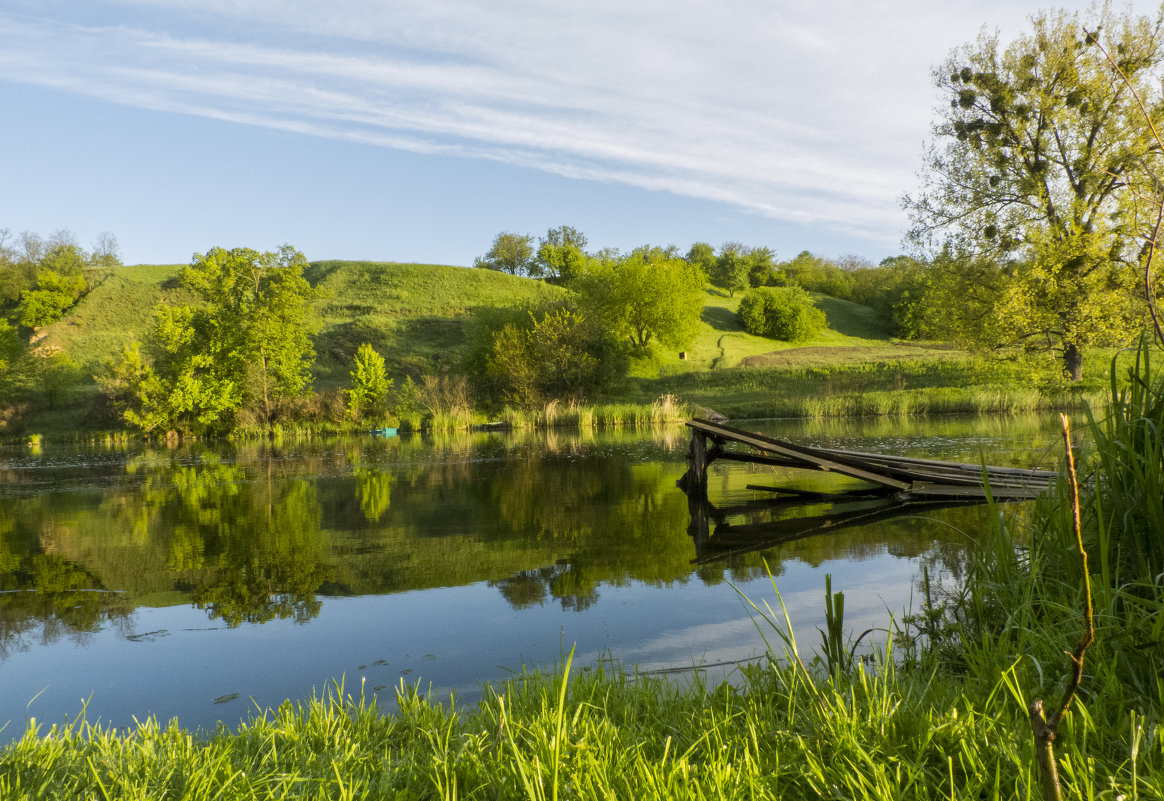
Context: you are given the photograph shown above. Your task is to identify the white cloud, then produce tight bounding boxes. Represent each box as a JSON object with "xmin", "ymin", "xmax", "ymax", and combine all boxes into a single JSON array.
[{"xmin": 0, "ymin": 0, "xmax": 1136, "ymax": 248}]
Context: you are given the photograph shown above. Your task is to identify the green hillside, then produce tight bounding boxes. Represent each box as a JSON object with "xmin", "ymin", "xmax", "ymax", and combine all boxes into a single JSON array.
[
  {"xmin": 33, "ymin": 260, "xmax": 565, "ymax": 385},
  {"xmin": 35, "ymin": 264, "xmax": 188, "ymax": 374},
  {"xmin": 20, "ymin": 258, "xmax": 1087, "ymax": 432},
  {"xmin": 306, "ymin": 260, "xmax": 565, "ymax": 386}
]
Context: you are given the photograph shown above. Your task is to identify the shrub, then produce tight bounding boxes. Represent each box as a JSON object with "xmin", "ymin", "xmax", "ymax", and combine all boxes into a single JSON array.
[
  {"xmin": 737, "ymin": 286, "xmax": 827, "ymax": 342},
  {"xmin": 346, "ymin": 343, "xmax": 392, "ymax": 422}
]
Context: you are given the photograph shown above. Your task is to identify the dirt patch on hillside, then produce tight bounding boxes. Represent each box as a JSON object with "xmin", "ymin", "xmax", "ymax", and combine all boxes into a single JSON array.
[{"xmin": 737, "ymin": 346, "xmax": 909, "ymax": 368}]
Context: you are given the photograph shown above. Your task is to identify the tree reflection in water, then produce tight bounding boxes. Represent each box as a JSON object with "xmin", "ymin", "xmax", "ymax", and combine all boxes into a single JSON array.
[{"xmin": 0, "ymin": 424, "xmax": 1008, "ymax": 655}]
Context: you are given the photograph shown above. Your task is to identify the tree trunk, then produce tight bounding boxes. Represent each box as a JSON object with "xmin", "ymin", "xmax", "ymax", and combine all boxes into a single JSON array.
[{"xmin": 1064, "ymin": 343, "xmax": 1083, "ymax": 382}]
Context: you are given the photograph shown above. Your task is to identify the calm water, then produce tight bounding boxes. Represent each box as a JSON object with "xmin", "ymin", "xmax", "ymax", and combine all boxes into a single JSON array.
[{"xmin": 0, "ymin": 415, "xmax": 1063, "ymax": 737}]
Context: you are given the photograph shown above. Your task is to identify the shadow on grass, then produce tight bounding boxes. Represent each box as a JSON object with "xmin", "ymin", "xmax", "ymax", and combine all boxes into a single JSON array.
[
  {"xmin": 813, "ymin": 295, "xmax": 891, "ymax": 340},
  {"xmin": 702, "ymin": 305, "xmax": 743, "ymax": 332}
]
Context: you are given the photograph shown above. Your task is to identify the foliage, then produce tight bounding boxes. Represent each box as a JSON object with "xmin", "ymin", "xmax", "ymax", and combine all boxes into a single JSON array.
[
  {"xmin": 0, "ymin": 318, "xmax": 25, "ymax": 402},
  {"xmin": 684, "ymin": 241, "xmax": 716, "ymax": 276},
  {"xmin": 572, "ymin": 246, "xmax": 706, "ymax": 350},
  {"xmin": 346, "ymin": 342, "xmax": 392, "ymax": 422},
  {"xmin": 737, "ymin": 286, "xmax": 827, "ymax": 342},
  {"xmin": 848, "ymin": 255, "xmax": 934, "ymax": 339},
  {"xmin": 906, "ymin": 5, "xmax": 1164, "ymax": 379},
  {"xmin": 474, "ymin": 231, "xmax": 536, "ymax": 276},
  {"xmin": 104, "ymin": 246, "xmax": 317, "ymax": 436},
  {"xmin": 16, "ymin": 245, "xmax": 89, "ymax": 328},
  {"xmin": 34, "ymin": 353, "xmax": 83, "ymax": 409},
  {"xmin": 535, "ymin": 225, "xmax": 588, "ymax": 283},
  {"xmin": 1087, "ymin": 338, "xmax": 1164, "ymax": 581},
  {"xmin": 709, "ymin": 242, "xmax": 751, "ymax": 297},
  {"xmin": 779, "ymin": 251, "xmax": 855, "ymax": 299},
  {"xmin": 475, "ymin": 302, "xmax": 627, "ymax": 407},
  {"xmin": 745, "ymin": 245, "xmax": 779, "ymax": 288}
]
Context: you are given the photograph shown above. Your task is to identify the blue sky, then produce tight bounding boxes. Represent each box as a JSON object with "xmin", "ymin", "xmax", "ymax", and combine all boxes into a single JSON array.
[{"xmin": 0, "ymin": 0, "xmax": 1140, "ymax": 267}]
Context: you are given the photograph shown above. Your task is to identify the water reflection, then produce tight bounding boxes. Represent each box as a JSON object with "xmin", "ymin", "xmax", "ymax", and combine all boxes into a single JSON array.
[
  {"xmin": 0, "ymin": 428, "xmax": 700, "ymax": 644},
  {"xmin": 0, "ymin": 417, "xmax": 1060, "ymax": 734},
  {"xmin": 0, "ymin": 418, "xmax": 1055, "ymax": 650}
]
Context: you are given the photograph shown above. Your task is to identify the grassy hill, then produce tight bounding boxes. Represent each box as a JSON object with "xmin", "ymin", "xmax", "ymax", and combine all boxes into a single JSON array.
[
  {"xmin": 306, "ymin": 260, "xmax": 564, "ymax": 387},
  {"xmin": 21, "ymin": 260, "xmax": 1098, "ymax": 431},
  {"xmin": 34, "ymin": 264, "xmax": 188, "ymax": 375},
  {"xmin": 34, "ymin": 261, "xmax": 565, "ymax": 385}
]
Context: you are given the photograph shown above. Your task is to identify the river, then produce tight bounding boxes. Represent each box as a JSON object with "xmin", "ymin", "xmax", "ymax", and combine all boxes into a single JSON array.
[{"xmin": 0, "ymin": 414, "xmax": 1063, "ymax": 737}]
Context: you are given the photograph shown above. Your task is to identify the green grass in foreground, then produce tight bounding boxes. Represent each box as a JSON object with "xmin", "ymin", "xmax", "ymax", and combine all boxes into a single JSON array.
[{"xmin": 0, "ymin": 613, "xmax": 1158, "ymax": 800}]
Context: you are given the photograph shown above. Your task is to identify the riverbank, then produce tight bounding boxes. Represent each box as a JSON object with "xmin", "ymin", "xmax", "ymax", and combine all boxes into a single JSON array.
[{"xmin": 5, "ymin": 355, "xmax": 1107, "ymax": 446}]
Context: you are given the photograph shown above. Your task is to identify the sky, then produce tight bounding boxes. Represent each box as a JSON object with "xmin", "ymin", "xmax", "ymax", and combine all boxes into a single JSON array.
[{"xmin": 0, "ymin": 0, "xmax": 1154, "ymax": 267}]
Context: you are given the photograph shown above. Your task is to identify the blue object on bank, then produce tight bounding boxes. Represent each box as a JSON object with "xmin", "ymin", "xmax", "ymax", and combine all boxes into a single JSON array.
[{"xmin": 370, "ymin": 427, "xmax": 398, "ymax": 437}]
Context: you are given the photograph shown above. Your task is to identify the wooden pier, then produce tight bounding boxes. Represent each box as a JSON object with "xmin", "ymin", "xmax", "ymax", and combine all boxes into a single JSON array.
[{"xmin": 678, "ymin": 419, "xmax": 1058, "ymax": 501}]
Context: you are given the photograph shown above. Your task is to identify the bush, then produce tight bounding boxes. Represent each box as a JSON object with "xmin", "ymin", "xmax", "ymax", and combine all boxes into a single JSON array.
[
  {"xmin": 737, "ymin": 286, "xmax": 827, "ymax": 342},
  {"xmin": 467, "ymin": 301, "xmax": 627, "ymax": 407}
]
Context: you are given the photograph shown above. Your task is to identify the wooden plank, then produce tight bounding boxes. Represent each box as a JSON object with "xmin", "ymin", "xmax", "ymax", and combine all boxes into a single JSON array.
[
  {"xmin": 685, "ymin": 418, "xmax": 1055, "ymax": 498},
  {"xmin": 811, "ymin": 446, "xmax": 1058, "ymax": 479},
  {"xmin": 906, "ymin": 482, "xmax": 1046, "ymax": 500},
  {"xmin": 717, "ymin": 452, "xmax": 805, "ymax": 469},
  {"xmin": 686, "ymin": 420, "xmax": 912, "ymax": 490}
]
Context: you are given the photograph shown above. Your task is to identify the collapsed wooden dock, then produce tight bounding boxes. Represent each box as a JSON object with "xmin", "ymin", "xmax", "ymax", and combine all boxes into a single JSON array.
[{"xmin": 678, "ymin": 419, "xmax": 1058, "ymax": 501}]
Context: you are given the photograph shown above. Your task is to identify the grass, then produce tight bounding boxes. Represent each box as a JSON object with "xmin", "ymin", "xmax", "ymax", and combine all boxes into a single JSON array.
[
  {"xmin": 307, "ymin": 261, "xmax": 565, "ymax": 387},
  {"xmin": 1, "ymin": 627, "xmax": 1158, "ymax": 799},
  {"xmin": 639, "ymin": 289, "xmax": 918, "ymax": 377},
  {"xmin": 32, "ymin": 265, "xmax": 188, "ymax": 375},
  {"xmin": 617, "ymin": 353, "xmax": 1106, "ymax": 418}
]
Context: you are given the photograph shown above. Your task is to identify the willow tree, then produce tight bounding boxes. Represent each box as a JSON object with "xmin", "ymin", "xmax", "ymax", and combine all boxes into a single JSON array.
[{"xmin": 906, "ymin": 4, "xmax": 1164, "ymax": 380}]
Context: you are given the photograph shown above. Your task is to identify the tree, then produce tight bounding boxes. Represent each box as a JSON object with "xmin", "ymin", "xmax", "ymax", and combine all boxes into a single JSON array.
[
  {"xmin": 906, "ymin": 4, "xmax": 1164, "ymax": 380},
  {"xmin": 746, "ymin": 246, "xmax": 778, "ymax": 288},
  {"xmin": 536, "ymin": 226, "xmax": 588, "ymax": 283},
  {"xmin": 91, "ymin": 232, "xmax": 121, "ymax": 269},
  {"xmin": 780, "ymin": 251, "xmax": 854, "ymax": 298},
  {"xmin": 710, "ymin": 242, "xmax": 751, "ymax": 297},
  {"xmin": 0, "ymin": 318, "xmax": 23, "ymax": 402},
  {"xmin": 685, "ymin": 242, "xmax": 717, "ymax": 276},
  {"xmin": 498, "ymin": 305, "xmax": 625, "ymax": 406},
  {"xmin": 572, "ymin": 246, "xmax": 706, "ymax": 350},
  {"xmin": 180, "ymin": 245, "xmax": 317, "ymax": 417},
  {"xmin": 347, "ymin": 343, "xmax": 392, "ymax": 422},
  {"xmin": 466, "ymin": 301, "xmax": 626, "ymax": 406},
  {"xmin": 105, "ymin": 245, "xmax": 317, "ymax": 435},
  {"xmin": 474, "ymin": 232, "xmax": 536, "ymax": 276},
  {"xmin": 16, "ymin": 244, "xmax": 88, "ymax": 328}
]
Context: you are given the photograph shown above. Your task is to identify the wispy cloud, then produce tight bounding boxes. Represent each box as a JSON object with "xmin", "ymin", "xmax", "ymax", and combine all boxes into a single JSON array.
[{"xmin": 0, "ymin": 0, "xmax": 1112, "ymax": 247}]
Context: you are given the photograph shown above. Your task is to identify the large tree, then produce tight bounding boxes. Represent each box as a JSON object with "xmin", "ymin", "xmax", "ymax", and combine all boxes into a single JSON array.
[
  {"xmin": 710, "ymin": 242, "xmax": 751, "ymax": 297},
  {"xmin": 572, "ymin": 246, "xmax": 706, "ymax": 350},
  {"xmin": 906, "ymin": 3, "xmax": 1164, "ymax": 380},
  {"xmin": 106, "ymin": 245, "xmax": 317, "ymax": 435}
]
